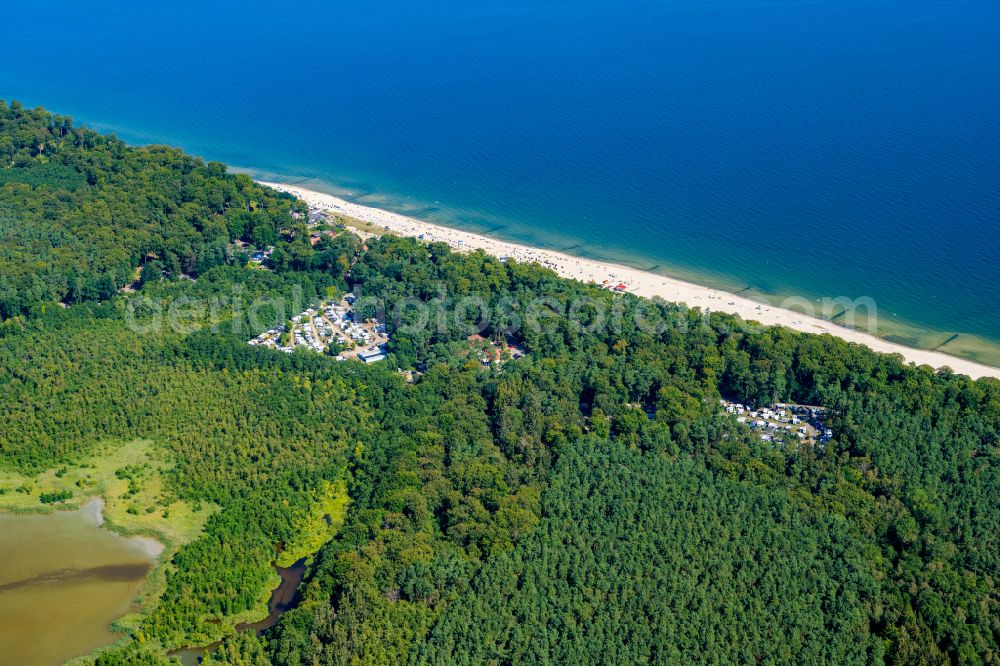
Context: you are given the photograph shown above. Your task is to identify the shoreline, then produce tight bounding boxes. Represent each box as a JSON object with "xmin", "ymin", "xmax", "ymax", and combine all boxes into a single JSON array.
[
  {"xmin": 83, "ymin": 497, "xmax": 166, "ymax": 558},
  {"xmin": 261, "ymin": 181, "xmax": 1000, "ymax": 381}
]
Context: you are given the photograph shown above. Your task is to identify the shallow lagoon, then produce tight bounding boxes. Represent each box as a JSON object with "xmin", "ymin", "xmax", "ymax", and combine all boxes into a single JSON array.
[{"xmin": 0, "ymin": 500, "xmax": 157, "ymax": 665}]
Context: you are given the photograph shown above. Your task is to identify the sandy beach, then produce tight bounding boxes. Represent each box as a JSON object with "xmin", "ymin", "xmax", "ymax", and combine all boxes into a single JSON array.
[{"xmin": 261, "ymin": 181, "xmax": 1000, "ymax": 381}]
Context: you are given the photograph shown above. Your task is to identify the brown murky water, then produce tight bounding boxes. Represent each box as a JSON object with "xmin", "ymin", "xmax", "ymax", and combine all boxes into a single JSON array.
[{"xmin": 0, "ymin": 500, "xmax": 156, "ymax": 666}]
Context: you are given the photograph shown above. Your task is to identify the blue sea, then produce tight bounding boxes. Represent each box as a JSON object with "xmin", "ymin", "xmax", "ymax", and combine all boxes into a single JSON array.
[{"xmin": 3, "ymin": 0, "xmax": 999, "ymax": 361}]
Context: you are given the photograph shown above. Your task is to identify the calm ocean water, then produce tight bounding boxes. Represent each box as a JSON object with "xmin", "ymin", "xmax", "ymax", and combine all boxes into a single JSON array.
[{"xmin": 3, "ymin": 0, "xmax": 998, "ymax": 360}]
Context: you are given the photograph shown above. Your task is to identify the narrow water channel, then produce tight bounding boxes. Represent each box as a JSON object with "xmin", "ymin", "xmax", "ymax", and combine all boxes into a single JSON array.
[{"xmin": 170, "ymin": 557, "xmax": 307, "ymax": 665}]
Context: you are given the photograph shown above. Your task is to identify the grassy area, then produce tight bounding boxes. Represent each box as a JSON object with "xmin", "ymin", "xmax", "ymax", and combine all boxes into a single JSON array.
[
  {"xmin": 276, "ymin": 478, "xmax": 350, "ymax": 567},
  {"xmin": 0, "ymin": 439, "xmax": 214, "ymax": 621},
  {"xmin": 0, "ymin": 439, "xmax": 210, "ymax": 545},
  {"xmin": 178, "ymin": 478, "xmax": 349, "ymax": 640},
  {"xmin": 333, "ymin": 212, "xmax": 386, "ymax": 238},
  {"xmin": 0, "ymin": 440, "xmax": 350, "ymax": 652},
  {"xmin": 188, "ymin": 478, "xmax": 353, "ymax": 643}
]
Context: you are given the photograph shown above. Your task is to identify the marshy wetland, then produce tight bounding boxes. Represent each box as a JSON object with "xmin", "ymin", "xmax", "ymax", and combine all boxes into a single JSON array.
[{"xmin": 0, "ymin": 440, "xmax": 207, "ymax": 664}]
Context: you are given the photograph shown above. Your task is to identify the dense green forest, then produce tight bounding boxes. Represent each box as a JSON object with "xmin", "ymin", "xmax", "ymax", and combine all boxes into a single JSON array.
[
  {"xmin": 1, "ymin": 104, "xmax": 998, "ymax": 665},
  {"xmin": 0, "ymin": 99, "xmax": 327, "ymax": 318}
]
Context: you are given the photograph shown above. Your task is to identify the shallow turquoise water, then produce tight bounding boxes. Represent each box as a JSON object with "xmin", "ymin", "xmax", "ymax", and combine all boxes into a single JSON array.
[{"xmin": 2, "ymin": 0, "xmax": 998, "ymax": 352}]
